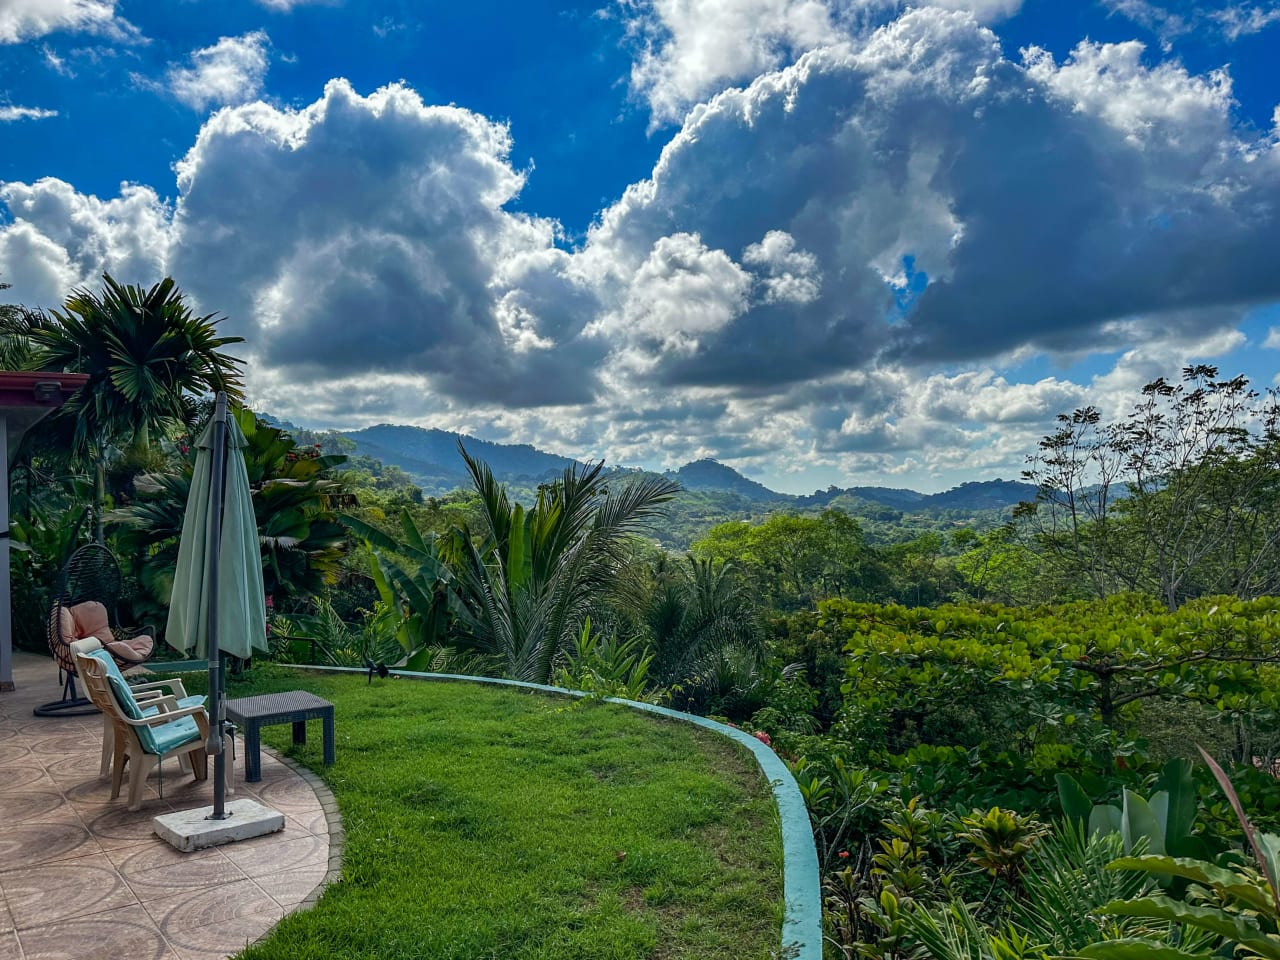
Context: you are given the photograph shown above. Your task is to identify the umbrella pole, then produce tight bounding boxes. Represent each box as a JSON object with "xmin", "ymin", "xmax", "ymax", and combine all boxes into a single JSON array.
[{"xmin": 206, "ymin": 392, "xmax": 229, "ymax": 821}]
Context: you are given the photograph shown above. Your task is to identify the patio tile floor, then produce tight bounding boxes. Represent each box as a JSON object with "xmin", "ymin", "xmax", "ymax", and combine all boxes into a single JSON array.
[{"xmin": 0, "ymin": 652, "xmax": 334, "ymax": 960}]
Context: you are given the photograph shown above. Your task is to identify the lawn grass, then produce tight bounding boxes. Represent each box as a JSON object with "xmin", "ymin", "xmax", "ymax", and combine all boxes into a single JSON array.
[{"xmin": 180, "ymin": 665, "xmax": 784, "ymax": 959}]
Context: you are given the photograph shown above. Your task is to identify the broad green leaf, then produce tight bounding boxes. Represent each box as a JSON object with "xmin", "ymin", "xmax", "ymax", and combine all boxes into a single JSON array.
[
  {"xmin": 364, "ymin": 545, "xmax": 395, "ymax": 606},
  {"xmin": 1076, "ymin": 938, "xmax": 1212, "ymax": 960},
  {"xmin": 1107, "ymin": 856, "xmax": 1275, "ymax": 914},
  {"xmin": 1257, "ymin": 833, "xmax": 1280, "ymax": 906},
  {"xmin": 1123, "ymin": 790, "xmax": 1166, "ymax": 856},
  {"xmin": 1156, "ymin": 759, "xmax": 1198, "ymax": 855},
  {"xmin": 1148, "ymin": 792, "xmax": 1169, "ymax": 839},
  {"xmin": 404, "ymin": 645, "xmax": 438, "ymax": 672},
  {"xmin": 1057, "ymin": 773, "xmax": 1093, "ymax": 826},
  {"xmin": 1099, "ymin": 898, "xmax": 1280, "ymax": 960},
  {"xmin": 1092, "ymin": 804, "xmax": 1123, "ymax": 839}
]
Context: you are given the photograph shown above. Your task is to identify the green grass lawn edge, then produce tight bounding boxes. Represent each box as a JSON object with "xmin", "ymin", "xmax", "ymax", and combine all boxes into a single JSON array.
[{"xmin": 287, "ymin": 665, "xmax": 823, "ymax": 960}]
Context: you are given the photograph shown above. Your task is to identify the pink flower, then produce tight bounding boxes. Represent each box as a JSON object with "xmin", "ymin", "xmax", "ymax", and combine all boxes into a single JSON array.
[
  {"xmin": 838, "ymin": 850, "xmax": 850, "ymax": 859},
  {"xmin": 753, "ymin": 731, "xmax": 772, "ymax": 746}
]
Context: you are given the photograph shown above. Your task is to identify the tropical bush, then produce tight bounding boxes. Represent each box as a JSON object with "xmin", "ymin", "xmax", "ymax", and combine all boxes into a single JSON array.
[
  {"xmin": 821, "ymin": 595, "xmax": 1280, "ymax": 783},
  {"xmin": 111, "ymin": 406, "xmax": 349, "ymax": 631}
]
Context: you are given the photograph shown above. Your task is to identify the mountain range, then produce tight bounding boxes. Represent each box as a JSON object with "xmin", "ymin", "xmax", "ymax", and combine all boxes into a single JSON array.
[{"xmin": 338, "ymin": 423, "xmax": 1040, "ymax": 514}]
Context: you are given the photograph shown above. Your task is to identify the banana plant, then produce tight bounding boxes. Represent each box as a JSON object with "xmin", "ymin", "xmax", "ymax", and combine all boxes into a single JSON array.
[
  {"xmin": 340, "ymin": 511, "xmax": 476, "ymax": 671},
  {"xmin": 111, "ymin": 406, "xmax": 348, "ymax": 614},
  {"xmin": 1079, "ymin": 747, "xmax": 1280, "ymax": 960},
  {"xmin": 1057, "ymin": 758, "xmax": 1220, "ymax": 861}
]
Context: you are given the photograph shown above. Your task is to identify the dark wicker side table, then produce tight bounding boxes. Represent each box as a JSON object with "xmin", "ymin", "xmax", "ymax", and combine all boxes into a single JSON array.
[{"xmin": 224, "ymin": 690, "xmax": 335, "ymax": 782}]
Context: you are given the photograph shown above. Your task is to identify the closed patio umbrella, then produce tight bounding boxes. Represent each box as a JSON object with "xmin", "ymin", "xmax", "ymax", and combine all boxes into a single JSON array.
[{"xmin": 166, "ymin": 391, "xmax": 266, "ymax": 819}]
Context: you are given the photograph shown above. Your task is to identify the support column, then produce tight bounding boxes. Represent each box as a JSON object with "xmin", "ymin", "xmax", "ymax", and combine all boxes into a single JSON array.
[{"xmin": 1, "ymin": 416, "xmax": 12, "ymax": 693}]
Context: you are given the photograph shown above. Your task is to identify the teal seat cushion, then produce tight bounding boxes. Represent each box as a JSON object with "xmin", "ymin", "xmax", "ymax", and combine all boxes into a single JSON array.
[
  {"xmin": 86, "ymin": 649, "xmax": 144, "ymax": 721},
  {"xmin": 148, "ymin": 715, "xmax": 202, "ymax": 755}
]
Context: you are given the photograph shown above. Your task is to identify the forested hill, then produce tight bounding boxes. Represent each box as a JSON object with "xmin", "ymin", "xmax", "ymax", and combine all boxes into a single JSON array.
[
  {"xmin": 342, "ymin": 424, "xmax": 580, "ymax": 487},
  {"xmin": 271, "ymin": 417, "xmax": 1045, "ymax": 548},
  {"xmin": 663, "ymin": 459, "xmax": 782, "ymax": 502}
]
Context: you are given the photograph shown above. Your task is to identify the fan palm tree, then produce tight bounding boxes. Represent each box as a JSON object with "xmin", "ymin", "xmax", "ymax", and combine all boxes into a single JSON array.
[{"xmin": 8, "ymin": 274, "xmax": 245, "ymax": 540}]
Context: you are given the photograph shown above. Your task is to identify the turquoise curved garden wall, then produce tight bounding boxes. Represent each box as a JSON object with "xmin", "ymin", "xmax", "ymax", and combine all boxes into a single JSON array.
[{"xmin": 297, "ymin": 665, "xmax": 823, "ymax": 960}]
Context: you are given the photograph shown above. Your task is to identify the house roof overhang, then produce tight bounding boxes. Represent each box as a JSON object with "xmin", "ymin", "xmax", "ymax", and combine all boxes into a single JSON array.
[{"xmin": 0, "ymin": 372, "xmax": 89, "ymax": 463}]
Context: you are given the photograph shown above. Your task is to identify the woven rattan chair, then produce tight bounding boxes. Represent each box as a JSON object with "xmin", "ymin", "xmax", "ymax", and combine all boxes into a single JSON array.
[{"xmin": 35, "ymin": 543, "xmax": 155, "ymax": 717}]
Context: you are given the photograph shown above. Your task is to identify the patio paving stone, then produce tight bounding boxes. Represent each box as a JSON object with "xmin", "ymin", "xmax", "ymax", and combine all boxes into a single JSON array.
[
  {"xmin": 0, "ymin": 652, "xmax": 338, "ymax": 959},
  {"xmin": 140, "ymin": 879, "xmax": 284, "ymax": 960},
  {"xmin": 15, "ymin": 913, "xmax": 178, "ymax": 960},
  {"xmin": 0, "ymin": 852, "xmax": 140, "ymax": 929}
]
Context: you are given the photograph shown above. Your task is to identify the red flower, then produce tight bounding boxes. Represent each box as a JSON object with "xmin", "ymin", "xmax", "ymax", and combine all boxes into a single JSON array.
[
  {"xmin": 838, "ymin": 850, "xmax": 850, "ymax": 859},
  {"xmin": 753, "ymin": 731, "xmax": 772, "ymax": 746}
]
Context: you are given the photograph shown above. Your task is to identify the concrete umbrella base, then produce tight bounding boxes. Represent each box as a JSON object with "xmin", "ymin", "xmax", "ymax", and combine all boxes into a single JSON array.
[{"xmin": 153, "ymin": 798, "xmax": 285, "ymax": 852}]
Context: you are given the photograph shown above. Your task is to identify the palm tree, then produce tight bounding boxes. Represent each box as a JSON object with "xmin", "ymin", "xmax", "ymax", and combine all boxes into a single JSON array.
[
  {"xmin": 350, "ymin": 445, "xmax": 680, "ymax": 684},
  {"xmin": 0, "ymin": 279, "xmax": 44, "ymax": 369},
  {"xmin": 638, "ymin": 555, "xmax": 762, "ymax": 687},
  {"xmin": 451, "ymin": 446, "xmax": 679, "ymax": 682},
  {"xmin": 11, "ymin": 274, "xmax": 245, "ymax": 540}
]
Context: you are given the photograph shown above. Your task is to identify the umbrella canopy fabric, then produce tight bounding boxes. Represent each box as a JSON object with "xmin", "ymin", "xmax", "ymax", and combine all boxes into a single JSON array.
[{"xmin": 166, "ymin": 410, "xmax": 266, "ymax": 659}]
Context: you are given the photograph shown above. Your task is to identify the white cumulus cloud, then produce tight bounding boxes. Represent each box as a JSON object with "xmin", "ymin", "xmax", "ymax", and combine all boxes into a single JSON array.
[
  {"xmin": 0, "ymin": 0, "xmax": 132, "ymax": 44},
  {"xmin": 167, "ymin": 31, "xmax": 272, "ymax": 112},
  {"xmin": 3, "ymin": 8, "xmax": 1278, "ymax": 488},
  {"xmin": 620, "ymin": 0, "xmax": 1023, "ymax": 124}
]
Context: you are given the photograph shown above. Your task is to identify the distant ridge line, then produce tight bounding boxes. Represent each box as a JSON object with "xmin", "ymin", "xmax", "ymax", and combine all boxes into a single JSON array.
[{"xmin": 321, "ymin": 422, "xmax": 1039, "ymax": 512}]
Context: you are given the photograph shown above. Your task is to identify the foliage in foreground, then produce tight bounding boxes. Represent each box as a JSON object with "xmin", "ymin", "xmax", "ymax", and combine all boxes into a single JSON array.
[
  {"xmin": 346, "ymin": 444, "xmax": 681, "ymax": 684},
  {"xmin": 111, "ymin": 405, "xmax": 349, "ymax": 626}
]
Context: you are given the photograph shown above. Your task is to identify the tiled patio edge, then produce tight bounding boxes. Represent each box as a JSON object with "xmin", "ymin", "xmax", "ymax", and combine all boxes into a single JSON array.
[
  {"xmin": 242, "ymin": 744, "xmax": 346, "ymax": 950},
  {"xmin": 292, "ymin": 664, "xmax": 823, "ymax": 960}
]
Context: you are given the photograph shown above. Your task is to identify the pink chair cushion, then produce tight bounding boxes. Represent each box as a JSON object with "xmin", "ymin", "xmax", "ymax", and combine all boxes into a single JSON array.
[
  {"xmin": 106, "ymin": 635, "xmax": 154, "ymax": 662},
  {"xmin": 68, "ymin": 601, "xmax": 115, "ymax": 644},
  {"xmin": 59, "ymin": 602, "xmax": 151, "ymax": 663}
]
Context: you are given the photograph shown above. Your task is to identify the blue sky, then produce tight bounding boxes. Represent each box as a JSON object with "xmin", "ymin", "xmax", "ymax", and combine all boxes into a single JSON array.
[{"xmin": 1, "ymin": 0, "xmax": 1278, "ymax": 493}]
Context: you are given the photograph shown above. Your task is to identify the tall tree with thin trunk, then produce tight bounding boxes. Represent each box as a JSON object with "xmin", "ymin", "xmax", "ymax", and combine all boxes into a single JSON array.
[{"xmin": 1021, "ymin": 366, "xmax": 1280, "ymax": 608}]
